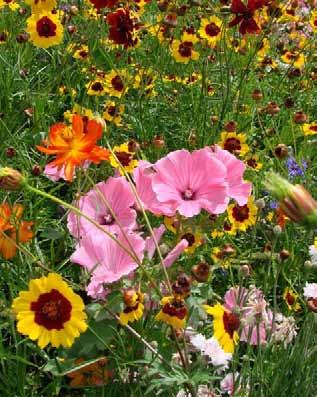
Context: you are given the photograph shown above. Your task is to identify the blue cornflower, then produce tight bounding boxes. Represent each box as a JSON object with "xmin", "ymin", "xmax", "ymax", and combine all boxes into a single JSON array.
[{"xmin": 286, "ymin": 156, "xmax": 307, "ymax": 179}]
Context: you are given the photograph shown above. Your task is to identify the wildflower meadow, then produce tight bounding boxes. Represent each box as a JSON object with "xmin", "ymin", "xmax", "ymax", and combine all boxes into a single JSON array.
[{"xmin": 2, "ymin": 0, "xmax": 317, "ymax": 395}]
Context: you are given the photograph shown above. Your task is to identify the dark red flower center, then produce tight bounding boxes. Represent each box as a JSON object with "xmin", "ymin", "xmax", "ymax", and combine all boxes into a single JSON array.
[
  {"xmin": 181, "ymin": 188, "xmax": 195, "ymax": 200},
  {"xmin": 111, "ymin": 75, "xmax": 124, "ymax": 92},
  {"xmin": 162, "ymin": 300, "xmax": 187, "ymax": 319},
  {"xmin": 107, "ymin": 105, "xmax": 117, "ymax": 116},
  {"xmin": 224, "ymin": 137, "xmax": 241, "ymax": 153},
  {"xmin": 223, "ymin": 311, "xmax": 240, "ymax": 338},
  {"xmin": 286, "ymin": 292, "xmax": 295, "ymax": 306},
  {"xmin": 31, "ymin": 289, "xmax": 72, "ymax": 330},
  {"xmin": 310, "ymin": 125, "xmax": 317, "ymax": 131},
  {"xmin": 0, "ymin": 32, "xmax": 7, "ymax": 42},
  {"xmin": 179, "ymin": 41, "xmax": 193, "ymax": 57},
  {"xmin": 205, "ymin": 22, "xmax": 221, "ymax": 37},
  {"xmin": 115, "ymin": 151, "xmax": 132, "ymax": 166},
  {"xmin": 91, "ymin": 82, "xmax": 104, "ymax": 91},
  {"xmin": 98, "ymin": 213, "xmax": 114, "ymax": 226},
  {"xmin": 181, "ymin": 232, "xmax": 195, "ymax": 247},
  {"xmin": 79, "ymin": 50, "xmax": 89, "ymax": 58},
  {"xmin": 36, "ymin": 16, "xmax": 57, "ymax": 38},
  {"xmin": 232, "ymin": 204, "xmax": 250, "ymax": 222},
  {"xmin": 247, "ymin": 158, "xmax": 257, "ymax": 168}
]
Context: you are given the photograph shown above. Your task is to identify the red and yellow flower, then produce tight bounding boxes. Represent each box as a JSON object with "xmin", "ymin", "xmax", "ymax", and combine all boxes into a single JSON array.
[
  {"xmin": 283, "ymin": 288, "xmax": 301, "ymax": 312},
  {"xmin": 171, "ymin": 32, "xmax": 199, "ymax": 64},
  {"xmin": 227, "ymin": 196, "xmax": 258, "ymax": 232},
  {"xmin": 119, "ymin": 289, "xmax": 144, "ymax": 326},
  {"xmin": 198, "ymin": 16, "xmax": 222, "ymax": 47},
  {"xmin": 12, "ymin": 273, "xmax": 87, "ymax": 348},
  {"xmin": 219, "ymin": 132, "xmax": 249, "ymax": 157},
  {"xmin": 26, "ymin": 12, "xmax": 64, "ymax": 49},
  {"xmin": 156, "ymin": 296, "xmax": 188, "ymax": 329}
]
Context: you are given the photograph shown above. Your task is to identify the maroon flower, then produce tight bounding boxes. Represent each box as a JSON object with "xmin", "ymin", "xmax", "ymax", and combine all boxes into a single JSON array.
[
  {"xmin": 229, "ymin": 0, "xmax": 266, "ymax": 35},
  {"xmin": 106, "ymin": 8, "xmax": 139, "ymax": 48},
  {"xmin": 89, "ymin": 0, "xmax": 118, "ymax": 9}
]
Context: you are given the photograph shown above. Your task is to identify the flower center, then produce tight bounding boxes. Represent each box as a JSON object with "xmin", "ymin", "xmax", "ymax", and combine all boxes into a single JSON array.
[
  {"xmin": 111, "ymin": 75, "xmax": 124, "ymax": 92},
  {"xmin": 179, "ymin": 41, "xmax": 193, "ymax": 57},
  {"xmin": 115, "ymin": 151, "xmax": 133, "ymax": 167},
  {"xmin": 36, "ymin": 16, "xmax": 57, "ymax": 38},
  {"xmin": 286, "ymin": 292, "xmax": 295, "ymax": 306},
  {"xmin": 182, "ymin": 188, "xmax": 194, "ymax": 200},
  {"xmin": 181, "ymin": 232, "xmax": 195, "ymax": 247},
  {"xmin": 98, "ymin": 213, "xmax": 114, "ymax": 226},
  {"xmin": 224, "ymin": 137, "xmax": 241, "ymax": 153},
  {"xmin": 223, "ymin": 311, "xmax": 240, "ymax": 338},
  {"xmin": 91, "ymin": 82, "xmax": 104, "ymax": 92},
  {"xmin": 107, "ymin": 106, "xmax": 117, "ymax": 116},
  {"xmin": 31, "ymin": 289, "xmax": 72, "ymax": 330},
  {"xmin": 232, "ymin": 204, "xmax": 250, "ymax": 222},
  {"xmin": 247, "ymin": 158, "xmax": 257, "ymax": 168},
  {"xmin": 205, "ymin": 22, "xmax": 220, "ymax": 37},
  {"xmin": 162, "ymin": 300, "xmax": 187, "ymax": 319}
]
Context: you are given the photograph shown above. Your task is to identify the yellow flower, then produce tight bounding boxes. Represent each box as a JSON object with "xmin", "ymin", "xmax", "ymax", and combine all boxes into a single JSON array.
[
  {"xmin": 198, "ymin": 16, "xmax": 222, "ymax": 46},
  {"xmin": 119, "ymin": 291, "xmax": 144, "ymax": 326},
  {"xmin": 211, "ymin": 245, "xmax": 235, "ymax": 269},
  {"xmin": 257, "ymin": 38, "xmax": 270, "ymax": 59},
  {"xmin": 155, "ymin": 296, "xmax": 187, "ymax": 329},
  {"xmin": 180, "ymin": 231, "xmax": 202, "ymax": 254},
  {"xmin": 103, "ymin": 101, "xmax": 125, "ymax": 126},
  {"xmin": 12, "ymin": 273, "xmax": 87, "ymax": 349},
  {"xmin": 171, "ymin": 39, "xmax": 199, "ymax": 64},
  {"xmin": 283, "ymin": 288, "xmax": 301, "ymax": 312},
  {"xmin": 281, "ymin": 51, "xmax": 305, "ymax": 69},
  {"xmin": 227, "ymin": 196, "xmax": 258, "ymax": 232},
  {"xmin": 218, "ymin": 132, "xmax": 249, "ymax": 157},
  {"xmin": 64, "ymin": 104, "xmax": 95, "ymax": 123},
  {"xmin": 182, "ymin": 72, "xmax": 202, "ymax": 85},
  {"xmin": 109, "ymin": 143, "xmax": 138, "ymax": 174},
  {"xmin": 302, "ymin": 122, "xmax": 317, "ymax": 136},
  {"xmin": 104, "ymin": 70, "xmax": 129, "ymax": 98},
  {"xmin": 204, "ymin": 303, "xmax": 239, "ymax": 353},
  {"xmin": 0, "ymin": 0, "xmax": 19, "ymax": 10},
  {"xmin": 245, "ymin": 155, "xmax": 263, "ymax": 171},
  {"xmin": 26, "ymin": 12, "xmax": 64, "ymax": 49},
  {"xmin": 310, "ymin": 11, "xmax": 317, "ymax": 32},
  {"xmin": 86, "ymin": 78, "xmax": 107, "ymax": 96},
  {"xmin": 68, "ymin": 44, "xmax": 90, "ymax": 61},
  {"xmin": 24, "ymin": 0, "xmax": 56, "ymax": 12}
]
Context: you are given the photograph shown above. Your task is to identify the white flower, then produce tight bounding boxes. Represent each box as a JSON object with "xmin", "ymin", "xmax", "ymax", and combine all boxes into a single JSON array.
[
  {"xmin": 303, "ymin": 282, "xmax": 317, "ymax": 299},
  {"xmin": 309, "ymin": 244, "xmax": 317, "ymax": 266},
  {"xmin": 190, "ymin": 333, "xmax": 207, "ymax": 351},
  {"xmin": 272, "ymin": 313, "xmax": 297, "ymax": 346}
]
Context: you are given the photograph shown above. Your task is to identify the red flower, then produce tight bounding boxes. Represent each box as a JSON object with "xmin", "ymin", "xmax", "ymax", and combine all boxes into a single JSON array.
[
  {"xmin": 229, "ymin": 0, "xmax": 266, "ymax": 35},
  {"xmin": 89, "ymin": 0, "xmax": 118, "ymax": 9},
  {"xmin": 106, "ymin": 8, "xmax": 139, "ymax": 48}
]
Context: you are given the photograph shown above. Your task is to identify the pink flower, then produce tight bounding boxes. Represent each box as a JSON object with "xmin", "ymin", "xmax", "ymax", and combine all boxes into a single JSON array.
[
  {"xmin": 224, "ymin": 286, "xmax": 273, "ymax": 345},
  {"xmin": 133, "ymin": 161, "xmax": 174, "ymax": 216},
  {"xmin": 151, "ymin": 149, "xmax": 228, "ymax": 217},
  {"xmin": 67, "ymin": 176, "xmax": 137, "ymax": 238},
  {"xmin": 145, "ymin": 225, "xmax": 166, "ymax": 260},
  {"xmin": 44, "ymin": 161, "xmax": 90, "ymax": 182},
  {"xmin": 208, "ymin": 145, "xmax": 251, "ymax": 206},
  {"xmin": 303, "ymin": 282, "xmax": 317, "ymax": 299},
  {"xmin": 70, "ymin": 230, "xmax": 145, "ymax": 288},
  {"xmin": 220, "ymin": 372, "xmax": 240, "ymax": 395},
  {"xmin": 163, "ymin": 239, "xmax": 188, "ymax": 268}
]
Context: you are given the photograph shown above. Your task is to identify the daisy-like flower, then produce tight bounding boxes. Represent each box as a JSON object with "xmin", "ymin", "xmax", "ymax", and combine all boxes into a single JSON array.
[
  {"xmin": 119, "ymin": 289, "xmax": 144, "ymax": 325},
  {"xmin": 24, "ymin": 0, "xmax": 56, "ymax": 12},
  {"xmin": 109, "ymin": 143, "xmax": 138, "ymax": 174},
  {"xmin": 171, "ymin": 32, "xmax": 199, "ymax": 64},
  {"xmin": 151, "ymin": 149, "xmax": 228, "ymax": 217},
  {"xmin": 198, "ymin": 16, "xmax": 222, "ymax": 47},
  {"xmin": 26, "ymin": 12, "xmax": 64, "ymax": 49},
  {"xmin": 219, "ymin": 132, "xmax": 250, "ymax": 157},
  {"xmin": 272, "ymin": 313, "xmax": 297, "ymax": 347},
  {"xmin": 106, "ymin": 8, "xmax": 139, "ymax": 48},
  {"xmin": 103, "ymin": 101, "xmax": 125, "ymax": 126},
  {"xmin": 281, "ymin": 51, "xmax": 305, "ymax": 69},
  {"xmin": 302, "ymin": 121, "xmax": 317, "ymax": 136},
  {"xmin": 229, "ymin": 0, "xmax": 266, "ymax": 35},
  {"xmin": 69, "ymin": 44, "xmax": 90, "ymax": 61},
  {"xmin": 204, "ymin": 303, "xmax": 239, "ymax": 353},
  {"xmin": 36, "ymin": 115, "xmax": 109, "ymax": 181},
  {"xmin": 227, "ymin": 196, "xmax": 258, "ymax": 232},
  {"xmin": 67, "ymin": 176, "xmax": 137, "ymax": 238},
  {"xmin": 67, "ymin": 357, "xmax": 112, "ymax": 388},
  {"xmin": 0, "ymin": 203, "xmax": 33, "ymax": 260},
  {"xmin": 180, "ymin": 231, "xmax": 202, "ymax": 254},
  {"xmin": 12, "ymin": 273, "xmax": 87, "ymax": 348},
  {"xmin": 86, "ymin": 78, "xmax": 107, "ymax": 96},
  {"xmin": 104, "ymin": 70, "xmax": 129, "ymax": 98},
  {"xmin": 71, "ymin": 230, "xmax": 145, "ymax": 289},
  {"xmin": 156, "ymin": 296, "xmax": 188, "ymax": 329},
  {"xmin": 310, "ymin": 11, "xmax": 317, "ymax": 32},
  {"xmin": 245, "ymin": 155, "xmax": 263, "ymax": 170}
]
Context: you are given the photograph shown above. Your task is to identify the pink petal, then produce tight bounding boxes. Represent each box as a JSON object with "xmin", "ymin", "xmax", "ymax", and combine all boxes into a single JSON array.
[{"xmin": 163, "ymin": 239, "xmax": 189, "ymax": 268}]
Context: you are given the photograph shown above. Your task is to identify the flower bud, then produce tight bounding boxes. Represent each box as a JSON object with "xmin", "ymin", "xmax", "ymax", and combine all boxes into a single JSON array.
[
  {"xmin": 224, "ymin": 121, "xmax": 236, "ymax": 132},
  {"xmin": 274, "ymin": 143, "xmax": 288, "ymax": 159},
  {"xmin": 280, "ymin": 249, "xmax": 290, "ymax": 261},
  {"xmin": 293, "ymin": 111, "xmax": 308, "ymax": 124},
  {"xmin": 163, "ymin": 13, "xmax": 178, "ymax": 28},
  {"xmin": 304, "ymin": 260, "xmax": 313, "ymax": 269},
  {"xmin": 307, "ymin": 298, "xmax": 317, "ymax": 313},
  {"xmin": 240, "ymin": 264, "xmax": 250, "ymax": 277},
  {"xmin": 255, "ymin": 198, "xmax": 266, "ymax": 209},
  {"xmin": 252, "ymin": 89, "xmax": 263, "ymax": 101},
  {"xmin": 0, "ymin": 167, "xmax": 25, "ymax": 191},
  {"xmin": 191, "ymin": 262, "xmax": 210, "ymax": 282},
  {"xmin": 273, "ymin": 225, "xmax": 282, "ymax": 235}
]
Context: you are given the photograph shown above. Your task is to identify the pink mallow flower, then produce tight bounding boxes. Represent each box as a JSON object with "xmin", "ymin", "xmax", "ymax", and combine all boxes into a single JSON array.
[
  {"xmin": 151, "ymin": 149, "xmax": 228, "ymax": 217},
  {"xmin": 67, "ymin": 176, "xmax": 137, "ymax": 238},
  {"xmin": 70, "ymin": 230, "xmax": 145, "ymax": 289},
  {"xmin": 208, "ymin": 145, "xmax": 251, "ymax": 206}
]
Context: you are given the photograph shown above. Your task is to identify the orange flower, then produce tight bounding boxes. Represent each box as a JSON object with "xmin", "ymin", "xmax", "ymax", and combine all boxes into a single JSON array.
[
  {"xmin": 67, "ymin": 357, "xmax": 113, "ymax": 388},
  {"xmin": 36, "ymin": 115, "xmax": 109, "ymax": 181},
  {"xmin": 0, "ymin": 203, "xmax": 33, "ymax": 259}
]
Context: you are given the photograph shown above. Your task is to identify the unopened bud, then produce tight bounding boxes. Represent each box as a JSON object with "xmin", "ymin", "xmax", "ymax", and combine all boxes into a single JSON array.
[
  {"xmin": 293, "ymin": 111, "xmax": 308, "ymax": 124},
  {"xmin": 280, "ymin": 249, "xmax": 290, "ymax": 261},
  {"xmin": 273, "ymin": 225, "xmax": 282, "ymax": 235},
  {"xmin": 0, "ymin": 167, "xmax": 25, "ymax": 191},
  {"xmin": 304, "ymin": 260, "xmax": 313, "ymax": 269},
  {"xmin": 274, "ymin": 143, "xmax": 288, "ymax": 159},
  {"xmin": 240, "ymin": 264, "xmax": 250, "ymax": 276},
  {"xmin": 191, "ymin": 262, "xmax": 210, "ymax": 282},
  {"xmin": 255, "ymin": 198, "xmax": 266, "ymax": 209}
]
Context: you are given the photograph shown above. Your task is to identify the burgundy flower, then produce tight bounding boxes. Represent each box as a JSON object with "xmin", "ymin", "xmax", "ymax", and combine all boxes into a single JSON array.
[
  {"xmin": 106, "ymin": 8, "xmax": 139, "ymax": 48},
  {"xmin": 229, "ymin": 0, "xmax": 266, "ymax": 35},
  {"xmin": 89, "ymin": 0, "xmax": 118, "ymax": 9}
]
